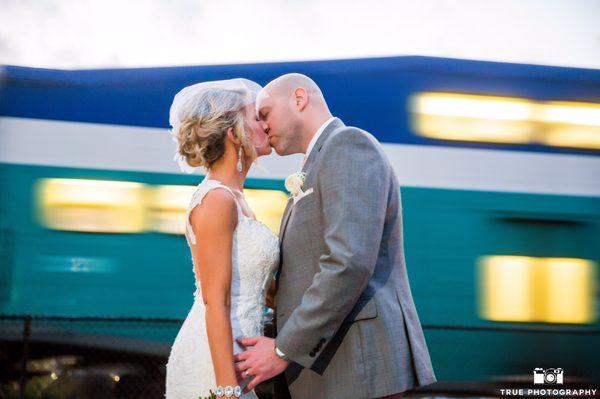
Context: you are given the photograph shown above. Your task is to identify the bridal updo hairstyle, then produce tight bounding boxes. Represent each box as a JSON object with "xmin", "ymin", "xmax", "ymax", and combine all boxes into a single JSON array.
[{"xmin": 170, "ymin": 79, "xmax": 260, "ymax": 171}]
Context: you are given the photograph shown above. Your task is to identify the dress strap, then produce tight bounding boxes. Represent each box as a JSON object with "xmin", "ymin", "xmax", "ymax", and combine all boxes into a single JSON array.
[{"xmin": 185, "ymin": 179, "xmax": 242, "ymax": 246}]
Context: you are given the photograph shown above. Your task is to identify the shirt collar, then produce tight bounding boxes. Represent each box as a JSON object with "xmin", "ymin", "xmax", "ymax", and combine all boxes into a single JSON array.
[{"xmin": 305, "ymin": 116, "xmax": 336, "ymax": 159}]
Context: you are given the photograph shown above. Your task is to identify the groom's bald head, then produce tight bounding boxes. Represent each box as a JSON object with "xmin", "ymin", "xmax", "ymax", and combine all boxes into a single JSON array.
[
  {"xmin": 256, "ymin": 73, "xmax": 332, "ymax": 156},
  {"xmin": 262, "ymin": 73, "xmax": 323, "ymax": 100}
]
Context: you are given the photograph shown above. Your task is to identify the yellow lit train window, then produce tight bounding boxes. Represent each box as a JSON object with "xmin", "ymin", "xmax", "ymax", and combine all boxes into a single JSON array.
[
  {"xmin": 477, "ymin": 255, "xmax": 597, "ymax": 324},
  {"xmin": 544, "ymin": 258, "xmax": 597, "ymax": 323},
  {"xmin": 538, "ymin": 101, "xmax": 600, "ymax": 150},
  {"xmin": 36, "ymin": 178, "xmax": 147, "ymax": 233},
  {"xmin": 148, "ymin": 185, "xmax": 196, "ymax": 234},
  {"xmin": 410, "ymin": 92, "xmax": 537, "ymax": 144},
  {"xmin": 410, "ymin": 92, "xmax": 600, "ymax": 150},
  {"xmin": 149, "ymin": 184, "xmax": 288, "ymax": 236},
  {"xmin": 244, "ymin": 188, "xmax": 289, "ymax": 235}
]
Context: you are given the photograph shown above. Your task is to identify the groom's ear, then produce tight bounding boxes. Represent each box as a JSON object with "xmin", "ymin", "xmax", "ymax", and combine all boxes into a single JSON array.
[{"xmin": 293, "ymin": 87, "xmax": 308, "ymax": 111}]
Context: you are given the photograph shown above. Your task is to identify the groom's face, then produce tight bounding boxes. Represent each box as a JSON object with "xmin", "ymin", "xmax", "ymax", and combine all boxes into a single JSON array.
[{"xmin": 256, "ymin": 89, "xmax": 302, "ymax": 156}]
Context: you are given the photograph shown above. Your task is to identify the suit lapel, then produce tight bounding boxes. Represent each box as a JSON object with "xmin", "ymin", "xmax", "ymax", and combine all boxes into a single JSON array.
[
  {"xmin": 278, "ymin": 198, "xmax": 294, "ymax": 239},
  {"xmin": 300, "ymin": 118, "xmax": 345, "ymax": 175},
  {"xmin": 278, "ymin": 118, "xmax": 345, "ymax": 244},
  {"xmin": 276, "ymin": 198, "xmax": 294, "ymax": 281},
  {"xmin": 276, "ymin": 118, "xmax": 345, "ymax": 282}
]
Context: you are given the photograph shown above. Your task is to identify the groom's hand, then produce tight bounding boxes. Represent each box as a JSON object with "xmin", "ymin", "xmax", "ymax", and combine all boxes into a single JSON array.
[{"xmin": 234, "ymin": 336, "xmax": 289, "ymax": 392}]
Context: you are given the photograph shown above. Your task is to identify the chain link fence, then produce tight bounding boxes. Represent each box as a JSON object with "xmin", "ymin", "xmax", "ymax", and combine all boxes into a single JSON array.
[
  {"xmin": 3, "ymin": 316, "xmax": 599, "ymax": 399},
  {"xmin": 0, "ymin": 315, "xmax": 276, "ymax": 399}
]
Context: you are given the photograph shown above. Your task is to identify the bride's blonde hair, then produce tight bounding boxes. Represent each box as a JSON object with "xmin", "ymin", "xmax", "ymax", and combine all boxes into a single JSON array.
[
  {"xmin": 175, "ymin": 94, "xmax": 256, "ymax": 170},
  {"xmin": 169, "ymin": 79, "xmax": 261, "ymax": 172}
]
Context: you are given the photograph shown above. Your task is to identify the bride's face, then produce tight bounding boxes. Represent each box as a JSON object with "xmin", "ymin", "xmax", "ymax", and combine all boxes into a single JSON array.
[{"xmin": 243, "ymin": 104, "xmax": 271, "ymax": 157}]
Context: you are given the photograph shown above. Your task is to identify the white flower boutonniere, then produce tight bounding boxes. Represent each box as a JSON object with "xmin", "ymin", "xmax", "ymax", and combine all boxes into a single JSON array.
[{"xmin": 285, "ymin": 172, "xmax": 306, "ymax": 198}]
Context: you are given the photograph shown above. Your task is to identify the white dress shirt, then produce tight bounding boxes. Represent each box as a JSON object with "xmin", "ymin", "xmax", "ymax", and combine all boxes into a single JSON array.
[{"xmin": 302, "ymin": 116, "xmax": 336, "ymax": 168}]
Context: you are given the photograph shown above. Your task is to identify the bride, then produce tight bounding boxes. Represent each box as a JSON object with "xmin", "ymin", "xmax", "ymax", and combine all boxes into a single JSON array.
[{"xmin": 165, "ymin": 78, "xmax": 280, "ymax": 399}]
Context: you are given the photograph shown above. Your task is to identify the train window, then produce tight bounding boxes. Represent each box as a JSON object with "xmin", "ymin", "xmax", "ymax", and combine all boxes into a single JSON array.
[
  {"xmin": 410, "ymin": 92, "xmax": 600, "ymax": 150},
  {"xmin": 538, "ymin": 101, "xmax": 600, "ymax": 150},
  {"xmin": 36, "ymin": 180, "xmax": 288, "ymax": 235},
  {"xmin": 410, "ymin": 92, "xmax": 537, "ymax": 144},
  {"xmin": 243, "ymin": 188, "xmax": 289, "ymax": 234},
  {"xmin": 35, "ymin": 178, "xmax": 147, "ymax": 233},
  {"xmin": 149, "ymin": 184, "xmax": 196, "ymax": 234},
  {"xmin": 149, "ymin": 184, "xmax": 288, "ymax": 235},
  {"xmin": 477, "ymin": 255, "xmax": 596, "ymax": 324}
]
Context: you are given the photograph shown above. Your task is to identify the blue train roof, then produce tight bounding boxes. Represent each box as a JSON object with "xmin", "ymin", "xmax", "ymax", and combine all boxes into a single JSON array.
[{"xmin": 2, "ymin": 55, "xmax": 600, "ymax": 85}]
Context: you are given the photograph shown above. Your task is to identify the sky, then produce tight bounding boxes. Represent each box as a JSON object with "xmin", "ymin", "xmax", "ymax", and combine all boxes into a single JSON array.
[{"xmin": 0, "ymin": 0, "xmax": 599, "ymax": 70}]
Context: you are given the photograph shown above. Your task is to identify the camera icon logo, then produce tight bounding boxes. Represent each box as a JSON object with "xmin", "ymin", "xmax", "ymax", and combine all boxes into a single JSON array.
[{"xmin": 533, "ymin": 367, "xmax": 564, "ymax": 384}]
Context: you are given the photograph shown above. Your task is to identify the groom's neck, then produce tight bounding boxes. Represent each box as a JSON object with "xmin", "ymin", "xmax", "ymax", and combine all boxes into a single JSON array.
[{"xmin": 301, "ymin": 111, "xmax": 333, "ymax": 153}]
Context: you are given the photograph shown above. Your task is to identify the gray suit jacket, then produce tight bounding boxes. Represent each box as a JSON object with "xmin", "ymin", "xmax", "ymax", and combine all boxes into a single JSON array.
[{"xmin": 274, "ymin": 118, "xmax": 437, "ymax": 399}]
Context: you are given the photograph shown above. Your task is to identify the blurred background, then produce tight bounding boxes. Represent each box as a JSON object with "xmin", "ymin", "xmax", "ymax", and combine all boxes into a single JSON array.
[{"xmin": 0, "ymin": 1, "xmax": 599, "ymax": 398}]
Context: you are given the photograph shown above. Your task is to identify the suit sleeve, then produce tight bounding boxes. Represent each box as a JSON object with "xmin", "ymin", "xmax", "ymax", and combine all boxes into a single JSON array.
[{"xmin": 275, "ymin": 128, "xmax": 390, "ymax": 372}]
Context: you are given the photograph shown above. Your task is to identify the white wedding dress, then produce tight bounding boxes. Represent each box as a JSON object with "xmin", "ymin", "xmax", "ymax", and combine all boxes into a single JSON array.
[{"xmin": 165, "ymin": 179, "xmax": 280, "ymax": 399}]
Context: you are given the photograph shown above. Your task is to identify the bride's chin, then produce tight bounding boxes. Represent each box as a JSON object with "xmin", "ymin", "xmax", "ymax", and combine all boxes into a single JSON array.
[{"xmin": 255, "ymin": 145, "xmax": 272, "ymax": 157}]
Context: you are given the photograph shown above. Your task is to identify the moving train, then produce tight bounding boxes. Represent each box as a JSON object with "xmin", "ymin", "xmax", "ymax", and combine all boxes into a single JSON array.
[{"xmin": 1, "ymin": 56, "xmax": 599, "ymax": 397}]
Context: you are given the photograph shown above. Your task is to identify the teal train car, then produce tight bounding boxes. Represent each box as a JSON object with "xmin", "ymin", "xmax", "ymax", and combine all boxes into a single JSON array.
[{"xmin": 1, "ymin": 56, "xmax": 599, "ymax": 392}]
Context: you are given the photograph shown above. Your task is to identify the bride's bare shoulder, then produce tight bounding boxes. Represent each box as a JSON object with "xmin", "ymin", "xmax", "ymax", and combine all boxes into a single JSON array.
[{"xmin": 189, "ymin": 187, "xmax": 238, "ymax": 233}]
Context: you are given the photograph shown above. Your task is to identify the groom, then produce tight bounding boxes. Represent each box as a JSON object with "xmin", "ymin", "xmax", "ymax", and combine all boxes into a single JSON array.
[{"xmin": 234, "ymin": 73, "xmax": 436, "ymax": 398}]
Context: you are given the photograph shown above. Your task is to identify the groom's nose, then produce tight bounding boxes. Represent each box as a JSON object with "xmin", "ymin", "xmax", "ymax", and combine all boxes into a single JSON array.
[{"xmin": 260, "ymin": 121, "xmax": 270, "ymax": 135}]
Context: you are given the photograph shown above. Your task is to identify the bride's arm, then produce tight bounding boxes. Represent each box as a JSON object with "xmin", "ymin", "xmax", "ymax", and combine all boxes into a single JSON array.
[{"xmin": 190, "ymin": 189, "xmax": 239, "ymax": 389}]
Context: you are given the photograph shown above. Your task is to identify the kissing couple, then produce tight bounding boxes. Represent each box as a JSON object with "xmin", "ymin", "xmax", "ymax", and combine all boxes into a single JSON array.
[{"xmin": 165, "ymin": 73, "xmax": 436, "ymax": 399}]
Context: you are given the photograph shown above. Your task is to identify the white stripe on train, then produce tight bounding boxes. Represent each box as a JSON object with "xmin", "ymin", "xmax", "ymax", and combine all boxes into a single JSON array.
[{"xmin": 1, "ymin": 116, "xmax": 599, "ymax": 197}]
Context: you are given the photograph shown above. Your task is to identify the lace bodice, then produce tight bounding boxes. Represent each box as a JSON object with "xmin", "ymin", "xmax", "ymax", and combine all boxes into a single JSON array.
[
  {"xmin": 185, "ymin": 179, "xmax": 279, "ymax": 335},
  {"xmin": 166, "ymin": 178, "xmax": 280, "ymax": 399}
]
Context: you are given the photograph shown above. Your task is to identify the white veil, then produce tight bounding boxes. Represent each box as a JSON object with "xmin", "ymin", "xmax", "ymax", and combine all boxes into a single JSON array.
[{"xmin": 168, "ymin": 78, "xmax": 262, "ymax": 173}]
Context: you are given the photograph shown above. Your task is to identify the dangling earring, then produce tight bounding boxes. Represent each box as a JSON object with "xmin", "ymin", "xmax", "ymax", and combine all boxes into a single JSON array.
[{"xmin": 237, "ymin": 145, "xmax": 243, "ymax": 172}]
